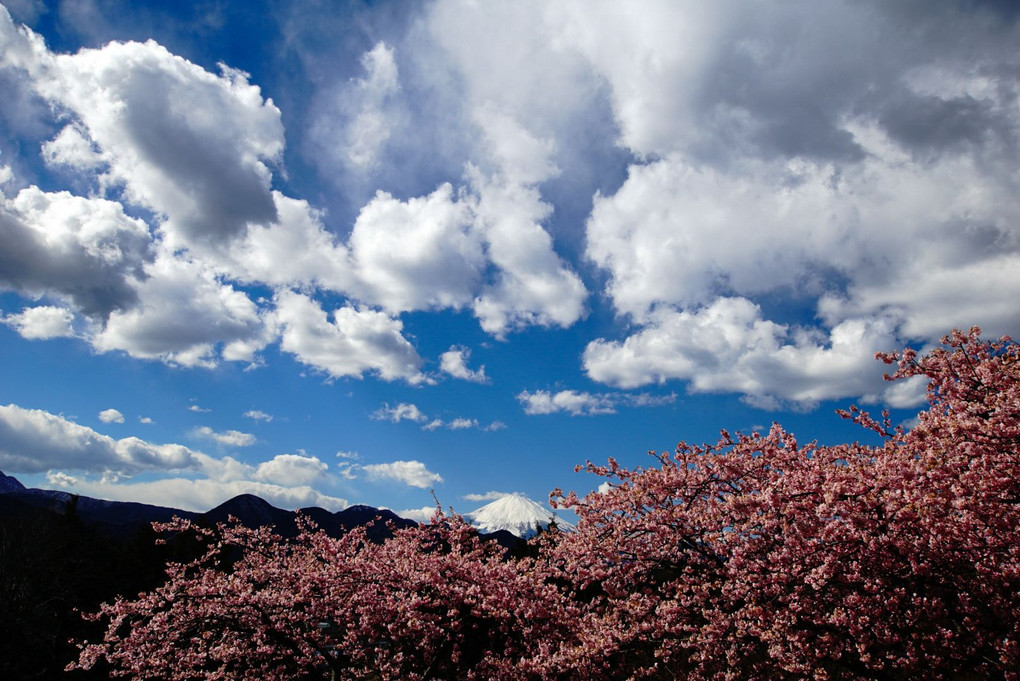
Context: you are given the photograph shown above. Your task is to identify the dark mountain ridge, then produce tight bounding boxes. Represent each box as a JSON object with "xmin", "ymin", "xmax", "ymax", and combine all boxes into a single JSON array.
[{"xmin": 0, "ymin": 471, "xmax": 415, "ymax": 540}]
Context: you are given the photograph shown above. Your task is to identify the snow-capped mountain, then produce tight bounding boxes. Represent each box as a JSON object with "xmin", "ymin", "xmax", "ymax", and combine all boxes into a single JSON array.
[{"xmin": 466, "ymin": 493, "xmax": 574, "ymax": 539}]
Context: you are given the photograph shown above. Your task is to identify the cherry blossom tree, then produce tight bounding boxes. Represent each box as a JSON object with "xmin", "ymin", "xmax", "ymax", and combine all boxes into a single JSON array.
[
  {"xmin": 71, "ymin": 328, "xmax": 1019, "ymax": 680},
  {"xmin": 547, "ymin": 327, "xmax": 1019, "ymax": 679},
  {"xmin": 70, "ymin": 512, "xmax": 580, "ymax": 680}
]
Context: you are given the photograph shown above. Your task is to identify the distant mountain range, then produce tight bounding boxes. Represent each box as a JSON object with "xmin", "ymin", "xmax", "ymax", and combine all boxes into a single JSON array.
[
  {"xmin": 0, "ymin": 471, "xmax": 566, "ymax": 544},
  {"xmin": 0, "ymin": 470, "xmax": 423, "ymax": 542}
]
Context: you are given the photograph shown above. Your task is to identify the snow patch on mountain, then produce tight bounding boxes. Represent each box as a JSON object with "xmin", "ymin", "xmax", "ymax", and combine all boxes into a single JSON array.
[{"xmin": 466, "ymin": 493, "xmax": 573, "ymax": 539}]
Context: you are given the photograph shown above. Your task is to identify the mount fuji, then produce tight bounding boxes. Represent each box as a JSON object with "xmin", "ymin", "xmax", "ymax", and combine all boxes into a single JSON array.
[{"xmin": 466, "ymin": 493, "xmax": 574, "ymax": 539}]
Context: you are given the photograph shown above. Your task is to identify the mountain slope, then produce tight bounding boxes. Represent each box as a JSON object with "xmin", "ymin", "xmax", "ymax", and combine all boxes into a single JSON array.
[{"xmin": 466, "ymin": 493, "xmax": 573, "ymax": 539}]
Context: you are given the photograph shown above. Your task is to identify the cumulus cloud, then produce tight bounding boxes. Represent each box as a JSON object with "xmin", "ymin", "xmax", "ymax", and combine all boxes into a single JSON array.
[
  {"xmin": 468, "ymin": 168, "xmax": 588, "ymax": 336},
  {"xmin": 47, "ymin": 473, "xmax": 348, "ymax": 513},
  {"xmin": 439, "ymin": 345, "xmax": 487, "ymax": 383},
  {"xmin": 3, "ymin": 305, "xmax": 75, "ymax": 339},
  {"xmin": 92, "ymin": 252, "xmax": 270, "ymax": 367},
  {"xmin": 274, "ymin": 290, "xmax": 426, "ymax": 383},
  {"xmin": 98, "ymin": 408, "xmax": 124, "ymax": 424},
  {"xmin": 0, "ymin": 187, "xmax": 150, "ymax": 318},
  {"xmin": 361, "ymin": 460, "xmax": 443, "ymax": 488},
  {"xmin": 0, "ymin": 403, "xmax": 201, "ymax": 475},
  {"xmin": 3, "ymin": 2, "xmax": 1019, "ymax": 409},
  {"xmin": 584, "ymin": 298, "xmax": 901, "ymax": 409},
  {"xmin": 193, "ymin": 426, "xmax": 256, "ymax": 447},
  {"xmin": 220, "ymin": 192, "xmax": 353, "ymax": 293},
  {"xmin": 243, "ymin": 409, "xmax": 273, "ymax": 422},
  {"xmin": 20, "ymin": 32, "xmax": 283, "ymax": 251},
  {"xmin": 419, "ymin": 0, "xmax": 1020, "ymax": 404},
  {"xmin": 347, "ymin": 184, "xmax": 482, "ymax": 313},
  {"xmin": 253, "ymin": 453, "xmax": 329, "ymax": 486},
  {"xmin": 0, "ymin": 403, "xmax": 344, "ymax": 511},
  {"xmin": 395, "ymin": 505, "xmax": 438, "ymax": 523},
  {"xmin": 371, "ymin": 402, "xmax": 427, "ymax": 423}
]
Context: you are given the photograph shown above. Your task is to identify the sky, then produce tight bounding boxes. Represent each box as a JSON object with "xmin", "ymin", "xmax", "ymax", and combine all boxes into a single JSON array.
[{"xmin": 0, "ymin": 0, "xmax": 1018, "ymax": 520}]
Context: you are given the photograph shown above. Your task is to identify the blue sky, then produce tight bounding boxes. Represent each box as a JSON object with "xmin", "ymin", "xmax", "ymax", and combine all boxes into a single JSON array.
[{"xmin": 1, "ymin": 0, "xmax": 1018, "ymax": 520}]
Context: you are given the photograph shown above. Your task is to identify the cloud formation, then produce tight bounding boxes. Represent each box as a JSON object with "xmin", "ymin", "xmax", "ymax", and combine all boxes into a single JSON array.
[
  {"xmin": 0, "ymin": 10, "xmax": 592, "ymax": 383},
  {"xmin": 98, "ymin": 408, "xmax": 124, "ymax": 424},
  {"xmin": 194, "ymin": 426, "xmax": 257, "ymax": 448},
  {"xmin": 2, "ymin": 1, "xmax": 1018, "ymax": 413},
  {"xmin": 0, "ymin": 403, "xmax": 201, "ymax": 475},
  {"xmin": 517, "ymin": 388, "xmax": 677, "ymax": 416},
  {"xmin": 361, "ymin": 460, "xmax": 444, "ymax": 488},
  {"xmin": 3, "ymin": 305, "xmax": 75, "ymax": 339},
  {"xmin": 371, "ymin": 402, "xmax": 428, "ymax": 424},
  {"xmin": 439, "ymin": 346, "xmax": 488, "ymax": 383},
  {"xmin": 0, "ymin": 403, "xmax": 346, "ymax": 511}
]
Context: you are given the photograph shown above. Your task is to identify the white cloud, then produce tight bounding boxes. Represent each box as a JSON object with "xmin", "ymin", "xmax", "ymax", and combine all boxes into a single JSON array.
[
  {"xmin": 3, "ymin": 2, "xmax": 1017, "ymax": 410},
  {"xmin": 253, "ymin": 453, "xmax": 329, "ymax": 486},
  {"xmin": 395, "ymin": 505, "xmax": 438, "ymax": 523},
  {"xmin": 372, "ymin": 402, "xmax": 427, "ymax": 423},
  {"xmin": 3, "ymin": 305, "xmax": 75, "ymax": 339},
  {"xmin": 138, "ymin": 416, "xmax": 153, "ymax": 424},
  {"xmin": 0, "ymin": 404, "xmax": 345, "ymax": 511},
  {"xmin": 468, "ymin": 167, "xmax": 588, "ymax": 336},
  {"xmin": 361, "ymin": 460, "xmax": 443, "ymax": 488},
  {"xmin": 0, "ymin": 186, "xmax": 151, "ymax": 318},
  {"xmin": 188, "ymin": 404, "xmax": 211, "ymax": 413},
  {"xmin": 463, "ymin": 490, "xmax": 511, "ymax": 502},
  {"xmin": 92, "ymin": 252, "xmax": 270, "ymax": 368},
  {"xmin": 243, "ymin": 409, "xmax": 273, "ymax": 422},
  {"xmin": 584, "ymin": 298, "xmax": 900, "ymax": 408},
  {"xmin": 422, "ymin": 417, "xmax": 480, "ymax": 431},
  {"xmin": 193, "ymin": 426, "xmax": 256, "ymax": 447},
  {"xmin": 439, "ymin": 346, "xmax": 487, "ymax": 383},
  {"xmin": 19, "ymin": 31, "xmax": 283, "ymax": 253},
  {"xmin": 864, "ymin": 374, "xmax": 929, "ymax": 410},
  {"xmin": 516, "ymin": 388, "xmax": 673, "ymax": 417},
  {"xmin": 344, "ymin": 42, "xmax": 401, "ymax": 169},
  {"xmin": 0, "ymin": 403, "xmax": 202, "ymax": 475},
  {"xmin": 347, "ymin": 184, "xmax": 482, "ymax": 313},
  {"xmin": 344, "ymin": 171, "xmax": 587, "ymax": 337},
  {"xmin": 98, "ymin": 408, "xmax": 124, "ymax": 424},
  {"xmin": 420, "ymin": 0, "xmax": 1020, "ymax": 403},
  {"xmin": 422, "ymin": 416, "xmax": 504, "ymax": 432},
  {"xmin": 274, "ymin": 290, "xmax": 426, "ymax": 383},
  {"xmin": 518, "ymin": 389, "xmax": 617, "ymax": 416},
  {"xmin": 308, "ymin": 40, "xmax": 407, "ymax": 176},
  {"xmin": 48, "ymin": 474, "xmax": 348, "ymax": 513},
  {"xmin": 472, "ymin": 102, "xmax": 559, "ymax": 186},
  {"xmin": 221, "ymin": 192, "xmax": 353, "ymax": 292}
]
